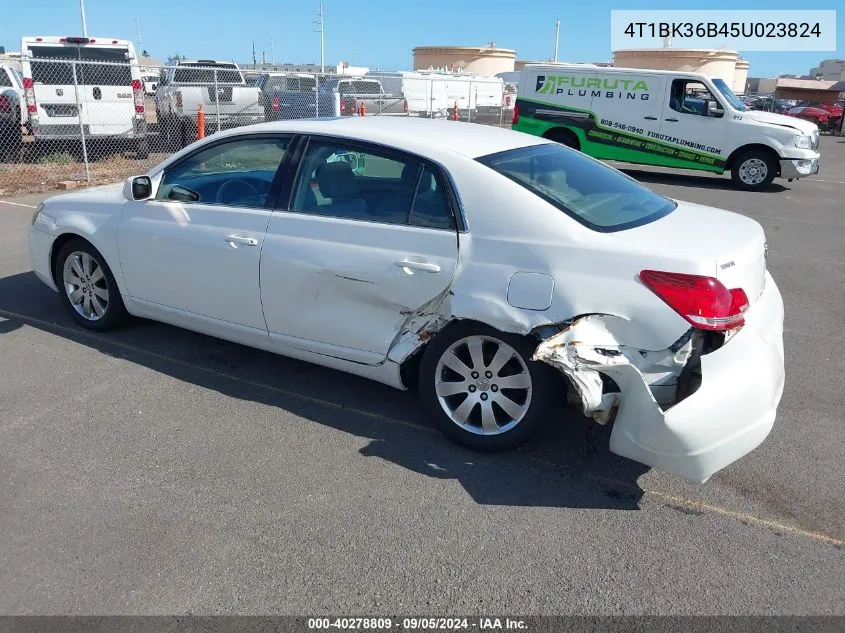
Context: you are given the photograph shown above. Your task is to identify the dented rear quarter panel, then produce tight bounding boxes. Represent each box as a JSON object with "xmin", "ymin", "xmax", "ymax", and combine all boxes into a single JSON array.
[{"xmin": 438, "ymin": 155, "xmax": 697, "ymax": 351}]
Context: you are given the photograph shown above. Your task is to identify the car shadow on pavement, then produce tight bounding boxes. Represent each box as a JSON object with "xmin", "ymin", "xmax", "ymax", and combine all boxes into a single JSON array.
[
  {"xmin": 621, "ymin": 168, "xmax": 789, "ymax": 192},
  {"xmin": 0, "ymin": 270, "xmax": 649, "ymax": 511}
]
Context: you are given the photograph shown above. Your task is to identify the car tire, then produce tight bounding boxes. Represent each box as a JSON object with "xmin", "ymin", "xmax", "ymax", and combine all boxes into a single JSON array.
[
  {"xmin": 136, "ymin": 139, "xmax": 149, "ymax": 160},
  {"xmin": 418, "ymin": 321, "xmax": 558, "ymax": 452},
  {"xmin": 54, "ymin": 238, "xmax": 128, "ymax": 331},
  {"xmin": 731, "ymin": 149, "xmax": 777, "ymax": 190},
  {"xmin": 546, "ymin": 127, "xmax": 581, "ymax": 151}
]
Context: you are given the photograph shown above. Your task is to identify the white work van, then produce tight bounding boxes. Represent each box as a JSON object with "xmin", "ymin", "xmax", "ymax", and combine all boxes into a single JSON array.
[
  {"xmin": 421, "ymin": 72, "xmax": 504, "ymax": 123},
  {"xmin": 20, "ymin": 36, "xmax": 148, "ymax": 157},
  {"xmin": 514, "ymin": 64, "xmax": 821, "ymax": 190},
  {"xmin": 369, "ymin": 72, "xmax": 449, "ymax": 118}
]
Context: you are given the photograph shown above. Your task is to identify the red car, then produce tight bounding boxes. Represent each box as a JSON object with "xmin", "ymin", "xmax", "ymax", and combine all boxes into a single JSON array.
[{"xmin": 786, "ymin": 101, "xmax": 843, "ymax": 132}]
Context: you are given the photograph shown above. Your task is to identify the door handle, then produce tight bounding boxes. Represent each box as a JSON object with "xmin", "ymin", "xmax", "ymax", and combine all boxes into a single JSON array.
[
  {"xmin": 665, "ymin": 118, "xmax": 679, "ymax": 122},
  {"xmin": 644, "ymin": 116, "xmax": 658, "ymax": 120},
  {"xmin": 395, "ymin": 259, "xmax": 441, "ymax": 273},
  {"xmin": 225, "ymin": 234, "xmax": 258, "ymax": 247}
]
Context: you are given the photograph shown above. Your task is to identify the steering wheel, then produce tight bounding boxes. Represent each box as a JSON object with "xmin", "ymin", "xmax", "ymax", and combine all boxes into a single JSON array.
[{"xmin": 216, "ymin": 178, "xmax": 262, "ymax": 206}]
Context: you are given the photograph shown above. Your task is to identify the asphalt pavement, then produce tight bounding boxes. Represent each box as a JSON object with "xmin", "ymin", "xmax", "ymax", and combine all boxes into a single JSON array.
[{"xmin": 0, "ymin": 137, "xmax": 843, "ymax": 616}]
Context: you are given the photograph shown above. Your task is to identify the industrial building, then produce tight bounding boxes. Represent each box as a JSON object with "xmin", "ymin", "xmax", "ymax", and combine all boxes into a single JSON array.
[{"xmin": 412, "ymin": 44, "xmax": 516, "ymax": 76}]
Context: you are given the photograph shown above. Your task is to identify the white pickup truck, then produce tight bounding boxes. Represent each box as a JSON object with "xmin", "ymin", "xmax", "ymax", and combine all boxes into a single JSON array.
[
  {"xmin": 0, "ymin": 64, "xmax": 25, "ymax": 161},
  {"xmin": 155, "ymin": 60, "xmax": 264, "ymax": 150}
]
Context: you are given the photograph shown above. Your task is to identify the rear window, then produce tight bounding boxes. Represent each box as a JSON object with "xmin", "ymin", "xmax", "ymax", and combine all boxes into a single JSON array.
[
  {"xmin": 477, "ymin": 144, "xmax": 676, "ymax": 232},
  {"xmin": 28, "ymin": 45, "xmax": 131, "ymax": 86},
  {"xmin": 174, "ymin": 64, "xmax": 243, "ymax": 84},
  {"xmin": 338, "ymin": 80, "xmax": 381, "ymax": 95},
  {"xmin": 264, "ymin": 76, "xmax": 316, "ymax": 92}
]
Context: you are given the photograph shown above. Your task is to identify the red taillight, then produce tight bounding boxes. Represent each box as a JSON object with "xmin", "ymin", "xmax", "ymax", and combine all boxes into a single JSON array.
[
  {"xmin": 23, "ymin": 77, "xmax": 37, "ymax": 114},
  {"xmin": 0, "ymin": 95, "xmax": 11, "ymax": 113},
  {"xmin": 272, "ymin": 96, "xmax": 280, "ymax": 111},
  {"xmin": 131, "ymin": 79, "xmax": 142, "ymax": 91},
  {"xmin": 512, "ymin": 104, "xmax": 519, "ymax": 125},
  {"xmin": 135, "ymin": 104, "xmax": 145, "ymax": 113},
  {"xmin": 639, "ymin": 270, "xmax": 748, "ymax": 331},
  {"xmin": 340, "ymin": 98, "xmax": 347, "ymax": 113}
]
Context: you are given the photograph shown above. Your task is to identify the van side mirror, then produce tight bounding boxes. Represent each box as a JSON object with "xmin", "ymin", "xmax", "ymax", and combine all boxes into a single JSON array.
[
  {"xmin": 707, "ymin": 101, "xmax": 724, "ymax": 118},
  {"xmin": 124, "ymin": 175, "xmax": 152, "ymax": 200}
]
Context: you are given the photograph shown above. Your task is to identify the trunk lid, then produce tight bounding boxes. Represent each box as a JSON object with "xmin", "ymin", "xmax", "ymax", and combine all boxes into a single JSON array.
[{"xmin": 617, "ymin": 200, "xmax": 768, "ymax": 305}]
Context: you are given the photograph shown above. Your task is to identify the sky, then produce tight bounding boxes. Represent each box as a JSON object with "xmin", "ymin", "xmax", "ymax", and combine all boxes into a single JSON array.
[{"xmin": 1, "ymin": 0, "xmax": 842, "ymax": 78}]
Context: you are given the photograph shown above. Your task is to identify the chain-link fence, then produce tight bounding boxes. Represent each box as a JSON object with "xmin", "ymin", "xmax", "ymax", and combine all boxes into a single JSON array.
[{"xmin": 0, "ymin": 59, "xmax": 515, "ymax": 196}]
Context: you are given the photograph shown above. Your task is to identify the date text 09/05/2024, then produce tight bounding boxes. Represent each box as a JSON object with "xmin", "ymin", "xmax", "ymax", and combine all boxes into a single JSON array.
[
  {"xmin": 622, "ymin": 22, "xmax": 822, "ymax": 38},
  {"xmin": 307, "ymin": 617, "xmax": 528, "ymax": 630}
]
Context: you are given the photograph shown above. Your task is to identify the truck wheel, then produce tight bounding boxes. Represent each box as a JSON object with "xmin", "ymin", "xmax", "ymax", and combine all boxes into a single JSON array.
[
  {"xmin": 546, "ymin": 128, "xmax": 581, "ymax": 151},
  {"xmin": 135, "ymin": 139, "xmax": 150, "ymax": 160},
  {"xmin": 731, "ymin": 149, "xmax": 776, "ymax": 190},
  {"xmin": 163, "ymin": 117, "xmax": 185, "ymax": 151},
  {"xmin": 0, "ymin": 125, "xmax": 21, "ymax": 162}
]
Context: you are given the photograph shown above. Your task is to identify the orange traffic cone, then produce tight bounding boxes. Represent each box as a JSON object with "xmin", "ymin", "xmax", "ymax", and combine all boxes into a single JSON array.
[
  {"xmin": 197, "ymin": 103, "xmax": 205, "ymax": 140},
  {"xmin": 453, "ymin": 102, "xmax": 458, "ymax": 121},
  {"xmin": 359, "ymin": 102, "xmax": 366, "ymax": 116}
]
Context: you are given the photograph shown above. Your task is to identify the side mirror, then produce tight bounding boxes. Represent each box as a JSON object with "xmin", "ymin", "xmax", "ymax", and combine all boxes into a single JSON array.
[
  {"xmin": 707, "ymin": 101, "xmax": 725, "ymax": 118},
  {"xmin": 166, "ymin": 184, "xmax": 200, "ymax": 202},
  {"xmin": 124, "ymin": 175, "xmax": 152, "ymax": 201}
]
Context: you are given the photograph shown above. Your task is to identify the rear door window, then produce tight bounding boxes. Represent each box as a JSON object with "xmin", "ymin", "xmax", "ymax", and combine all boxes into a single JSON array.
[
  {"xmin": 77, "ymin": 47, "xmax": 131, "ymax": 86},
  {"xmin": 27, "ymin": 45, "xmax": 131, "ymax": 86}
]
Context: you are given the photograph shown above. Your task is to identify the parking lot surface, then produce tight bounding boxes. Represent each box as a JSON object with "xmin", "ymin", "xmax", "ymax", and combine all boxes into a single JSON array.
[{"xmin": 1, "ymin": 137, "xmax": 843, "ymax": 615}]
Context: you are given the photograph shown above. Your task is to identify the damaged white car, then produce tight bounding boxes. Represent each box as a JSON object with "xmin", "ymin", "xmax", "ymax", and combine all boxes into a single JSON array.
[{"xmin": 28, "ymin": 117, "xmax": 785, "ymax": 483}]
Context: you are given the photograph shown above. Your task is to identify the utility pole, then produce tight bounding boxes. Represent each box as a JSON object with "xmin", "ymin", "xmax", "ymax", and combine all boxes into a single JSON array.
[
  {"xmin": 315, "ymin": 1, "xmax": 325, "ymax": 73},
  {"xmin": 134, "ymin": 16, "xmax": 142, "ymax": 55},
  {"xmin": 553, "ymin": 19, "xmax": 560, "ymax": 62},
  {"xmin": 270, "ymin": 35, "xmax": 274, "ymax": 66},
  {"xmin": 79, "ymin": 0, "xmax": 88, "ymax": 37},
  {"xmin": 252, "ymin": 41, "xmax": 256, "ymax": 69}
]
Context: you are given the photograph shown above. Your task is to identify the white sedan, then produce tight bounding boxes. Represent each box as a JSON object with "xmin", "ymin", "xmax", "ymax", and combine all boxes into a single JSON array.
[{"xmin": 28, "ymin": 117, "xmax": 785, "ymax": 482}]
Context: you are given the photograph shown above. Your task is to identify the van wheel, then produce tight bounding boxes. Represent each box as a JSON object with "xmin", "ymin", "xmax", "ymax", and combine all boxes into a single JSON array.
[
  {"xmin": 731, "ymin": 149, "xmax": 776, "ymax": 190},
  {"xmin": 546, "ymin": 128, "xmax": 581, "ymax": 151}
]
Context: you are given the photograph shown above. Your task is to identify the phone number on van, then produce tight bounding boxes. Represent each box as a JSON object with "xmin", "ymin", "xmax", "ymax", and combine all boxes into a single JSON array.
[{"xmin": 600, "ymin": 119, "xmax": 644, "ymax": 135}]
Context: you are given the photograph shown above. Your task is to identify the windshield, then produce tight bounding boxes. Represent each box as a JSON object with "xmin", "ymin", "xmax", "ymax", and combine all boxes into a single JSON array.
[
  {"xmin": 712, "ymin": 78, "xmax": 746, "ymax": 111},
  {"xmin": 477, "ymin": 144, "xmax": 677, "ymax": 233}
]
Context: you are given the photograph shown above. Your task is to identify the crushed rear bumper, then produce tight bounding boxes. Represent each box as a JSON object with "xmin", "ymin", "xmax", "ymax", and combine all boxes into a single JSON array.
[{"xmin": 534, "ymin": 271, "xmax": 785, "ymax": 483}]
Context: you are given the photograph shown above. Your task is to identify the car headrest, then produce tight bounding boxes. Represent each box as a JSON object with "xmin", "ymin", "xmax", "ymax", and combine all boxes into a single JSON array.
[
  {"xmin": 401, "ymin": 164, "xmax": 434, "ymax": 192},
  {"xmin": 317, "ymin": 161, "xmax": 358, "ymax": 199}
]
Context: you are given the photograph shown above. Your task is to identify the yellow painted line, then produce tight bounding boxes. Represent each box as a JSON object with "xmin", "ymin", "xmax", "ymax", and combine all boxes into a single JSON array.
[
  {"xmin": 643, "ymin": 490, "xmax": 845, "ymax": 547},
  {"xmin": 2, "ymin": 307, "xmax": 844, "ymax": 548}
]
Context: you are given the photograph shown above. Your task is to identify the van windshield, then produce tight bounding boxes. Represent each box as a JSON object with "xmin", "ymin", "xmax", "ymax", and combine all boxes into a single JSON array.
[
  {"xmin": 477, "ymin": 143, "xmax": 677, "ymax": 232},
  {"xmin": 712, "ymin": 78, "xmax": 746, "ymax": 111}
]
